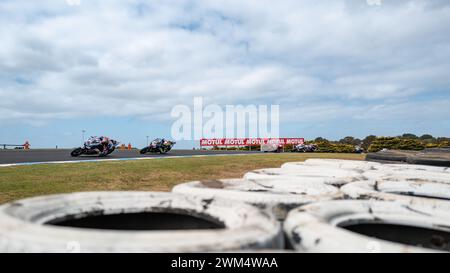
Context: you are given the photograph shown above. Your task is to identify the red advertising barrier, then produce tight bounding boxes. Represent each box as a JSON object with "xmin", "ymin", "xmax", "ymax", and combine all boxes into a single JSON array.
[{"xmin": 200, "ymin": 138, "xmax": 304, "ymax": 147}]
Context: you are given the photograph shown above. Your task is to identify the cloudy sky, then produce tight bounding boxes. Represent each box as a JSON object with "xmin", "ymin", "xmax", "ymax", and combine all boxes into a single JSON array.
[{"xmin": 1, "ymin": 0, "xmax": 450, "ymax": 148}]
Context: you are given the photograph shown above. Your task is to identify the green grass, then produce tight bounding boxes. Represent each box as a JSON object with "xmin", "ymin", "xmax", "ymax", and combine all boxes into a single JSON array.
[{"xmin": 0, "ymin": 153, "xmax": 365, "ymax": 204}]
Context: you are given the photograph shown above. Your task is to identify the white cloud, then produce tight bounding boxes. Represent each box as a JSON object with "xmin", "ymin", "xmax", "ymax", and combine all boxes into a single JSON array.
[{"xmin": 0, "ymin": 0, "xmax": 450, "ymax": 128}]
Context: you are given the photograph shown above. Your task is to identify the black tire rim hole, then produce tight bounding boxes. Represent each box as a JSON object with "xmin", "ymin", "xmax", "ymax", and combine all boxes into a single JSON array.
[
  {"xmin": 341, "ymin": 223, "xmax": 450, "ymax": 251},
  {"xmin": 45, "ymin": 211, "xmax": 225, "ymax": 231}
]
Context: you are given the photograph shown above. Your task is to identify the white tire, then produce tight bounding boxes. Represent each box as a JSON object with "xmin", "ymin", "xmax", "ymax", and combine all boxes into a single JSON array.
[
  {"xmin": 244, "ymin": 167, "xmax": 366, "ymax": 186},
  {"xmin": 363, "ymin": 169, "xmax": 450, "ymax": 184},
  {"xmin": 284, "ymin": 200, "xmax": 450, "ymax": 253},
  {"xmin": 300, "ymin": 159, "xmax": 381, "ymax": 170},
  {"xmin": 245, "ymin": 174, "xmax": 361, "ymax": 187},
  {"xmin": 367, "ymin": 164, "xmax": 450, "ymax": 175},
  {"xmin": 341, "ymin": 180, "xmax": 450, "ymax": 206},
  {"xmin": 0, "ymin": 192, "xmax": 282, "ymax": 252},
  {"xmin": 373, "ymin": 164, "xmax": 450, "ymax": 173},
  {"xmin": 173, "ymin": 179, "xmax": 342, "ymax": 220}
]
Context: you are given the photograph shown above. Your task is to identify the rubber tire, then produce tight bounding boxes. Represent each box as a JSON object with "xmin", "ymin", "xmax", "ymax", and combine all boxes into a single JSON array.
[
  {"xmin": 341, "ymin": 180, "xmax": 450, "ymax": 205},
  {"xmin": 173, "ymin": 179, "xmax": 342, "ymax": 220},
  {"xmin": 367, "ymin": 149, "xmax": 450, "ymax": 167},
  {"xmin": 106, "ymin": 146, "xmax": 115, "ymax": 155},
  {"xmin": 298, "ymin": 158, "xmax": 381, "ymax": 171},
  {"xmin": 367, "ymin": 163, "xmax": 450, "ymax": 174},
  {"xmin": 0, "ymin": 192, "xmax": 283, "ymax": 252},
  {"xmin": 70, "ymin": 148, "xmax": 84, "ymax": 157},
  {"xmin": 424, "ymin": 148, "xmax": 450, "ymax": 153},
  {"xmin": 244, "ymin": 167, "xmax": 366, "ymax": 186},
  {"xmin": 284, "ymin": 200, "xmax": 450, "ymax": 253},
  {"xmin": 407, "ymin": 157, "xmax": 450, "ymax": 167},
  {"xmin": 140, "ymin": 147, "xmax": 149, "ymax": 154},
  {"xmin": 366, "ymin": 152, "xmax": 408, "ymax": 163},
  {"xmin": 362, "ymin": 169, "xmax": 450, "ymax": 184}
]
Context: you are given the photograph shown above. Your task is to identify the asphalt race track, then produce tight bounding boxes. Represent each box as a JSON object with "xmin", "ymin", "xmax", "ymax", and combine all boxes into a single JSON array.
[{"xmin": 0, "ymin": 149, "xmax": 261, "ymax": 165}]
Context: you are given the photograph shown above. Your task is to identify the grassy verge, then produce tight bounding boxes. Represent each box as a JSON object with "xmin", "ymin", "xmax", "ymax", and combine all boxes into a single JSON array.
[{"xmin": 0, "ymin": 153, "xmax": 365, "ymax": 204}]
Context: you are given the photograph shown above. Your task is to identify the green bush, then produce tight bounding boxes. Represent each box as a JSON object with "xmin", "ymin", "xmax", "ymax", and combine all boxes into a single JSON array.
[
  {"xmin": 425, "ymin": 143, "xmax": 439, "ymax": 148},
  {"xmin": 314, "ymin": 141, "xmax": 334, "ymax": 152},
  {"xmin": 334, "ymin": 144, "xmax": 357, "ymax": 153},
  {"xmin": 368, "ymin": 137, "xmax": 425, "ymax": 152},
  {"xmin": 314, "ymin": 141, "xmax": 355, "ymax": 153},
  {"xmin": 438, "ymin": 141, "xmax": 450, "ymax": 148}
]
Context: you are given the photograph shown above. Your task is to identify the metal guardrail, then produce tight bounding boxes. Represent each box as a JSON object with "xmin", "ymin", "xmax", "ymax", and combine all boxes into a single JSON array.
[{"xmin": 1, "ymin": 144, "xmax": 25, "ymax": 149}]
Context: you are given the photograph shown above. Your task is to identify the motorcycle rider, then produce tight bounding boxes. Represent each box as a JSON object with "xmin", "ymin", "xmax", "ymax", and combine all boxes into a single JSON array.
[
  {"xmin": 151, "ymin": 138, "xmax": 164, "ymax": 148},
  {"xmin": 71, "ymin": 136, "xmax": 118, "ymax": 157},
  {"xmin": 99, "ymin": 136, "xmax": 110, "ymax": 155},
  {"xmin": 140, "ymin": 137, "xmax": 175, "ymax": 154},
  {"xmin": 87, "ymin": 136, "xmax": 111, "ymax": 156}
]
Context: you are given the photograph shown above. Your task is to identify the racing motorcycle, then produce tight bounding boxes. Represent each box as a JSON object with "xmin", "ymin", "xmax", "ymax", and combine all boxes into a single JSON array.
[
  {"xmin": 71, "ymin": 137, "xmax": 119, "ymax": 157},
  {"xmin": 354, "ymin": 145, "xmax": 365, "ymax": 154},
  {"xmin": 140, "ymin": 138, "xmax": 176, "ymax": 154},
  {"xmin": 292, "ymin": 144, "xmax": 318, "ymax": 153}
]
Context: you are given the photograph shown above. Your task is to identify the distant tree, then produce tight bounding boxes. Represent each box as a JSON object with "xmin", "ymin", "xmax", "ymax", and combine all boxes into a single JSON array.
[
  {"xmin": 401, "ymin": 133, "xmax": 418, "ymax": 139},
  {"xmin": 419, "ymin": 134, "xmax": 434, "ymax": 140},
  {"xmin": 339, "ymin": 136, "xmax": 362, "ymax": 146},
  {"xmin": 362, "ymin": 135, "xmax": 377, "ymax": 150},
  {"xmin": 437, "ymin": 137, "xmax": 450, "ymax": 143},
  {"xmin": 418, "ymin": 134, "xmax": 436, "ymax": 144},
  {"xmin": 314, "ymin": 137, "xmax": 329, "ymax": 142},
  {"xmin": 339, "ymin": 136, "xmax": 354, "ymax": 144}
]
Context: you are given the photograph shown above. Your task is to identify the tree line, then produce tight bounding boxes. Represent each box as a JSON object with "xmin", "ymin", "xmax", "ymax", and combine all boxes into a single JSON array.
[
  {"xmin": 308, "ymin": 134, "xmax": 450, "ymax": 152},
  {"xmin": 209, "ymin": 134, "xmax": 450, "ymax": 152}
]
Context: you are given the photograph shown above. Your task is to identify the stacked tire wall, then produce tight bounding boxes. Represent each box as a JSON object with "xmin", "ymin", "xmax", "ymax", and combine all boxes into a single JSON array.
[{"xmin": 2, "ymin": 159, "xmax": 450, "ymax": 252}]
